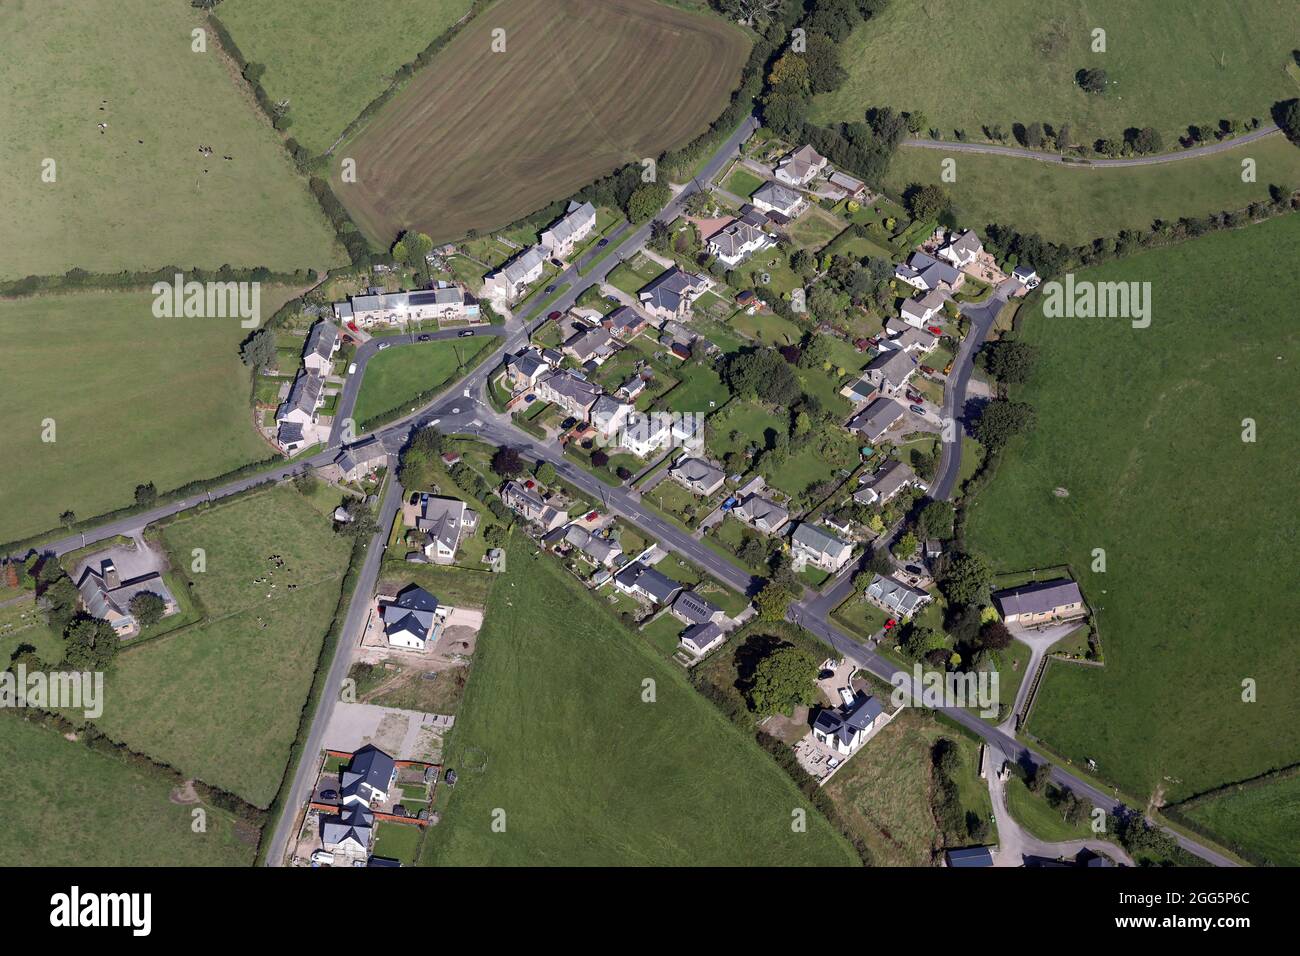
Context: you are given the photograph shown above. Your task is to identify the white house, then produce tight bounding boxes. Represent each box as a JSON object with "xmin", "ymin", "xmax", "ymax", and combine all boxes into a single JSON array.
[
  {"xmin": 790, "ymin": 522, "xmax": 853, "ymax": 573},
  {"xmin": 540, "ymin": 201, "xmax": 597, "ymax": 259},
  {"xmin": 773, "ymin": 145, "xmax": 828, "ymax": 187},
  {"xmin": 339, "ymin": 746, "xmax": 397, "ymax": 809},
  {"xmin": 620, "ymin": 412, "xmax": 672, "ymax": 457},
  {"xmin": 706, "ymin": 218, "xmax": 772, "ymax": 267},
  {"xmin": 680, "ymin": 621, "xmax": 725, "ymax": 657},
  {"xmin": 938, "ymin": 229, "xmax": 983, "ymax": 268},
  {"xmin": 339, "ymin": 284, "xmax": 479, "ymax": 327},
  {"xmin": 378, "ymin": 584, "xmax": 446, "ymax": 650},
  {"xmin": 880, "ymin": 318, "xmax": 939, "ymax": 356},
  {"xmin": 750, "ymin": 180, "xmax": 807, "ymax": 218},
  {"xmin": 590, "ymin": 394, "xmax": 634, "ymax": 439},
  {"xmin": 894, "ymin": 252, "xmax": 962, "ymax": 293},
  {"xmin": 638, "ymin": 267, "xmax": 712, "ymax": 322},
  {"xmin": 853, "ymin": 459, "xmax": 924, "ymax": 506},
  {"xmin": 900, "ymin": 289, "xmax": 948, "ymax": 328},
  {"xmin": 812, "ymin": 694, "xmax": 883, "ymax": 756},
  {"xmin": 302, "ymin": 320, "xmax": 340, "ymax": 375},
  {"xmin": 402, "ymin": 493, "xmax": 476, "ymax": 565},
  {"xmin": 1013, "ymin": 264, "xmax": 1040, "ymax": 289},
  {"xmin": 482, "ymin": 245, "xmax": 547, "ymax": 302},
  {"xmin": 864, "ymin": 573, "xmax": 931, "ymax": 619}
]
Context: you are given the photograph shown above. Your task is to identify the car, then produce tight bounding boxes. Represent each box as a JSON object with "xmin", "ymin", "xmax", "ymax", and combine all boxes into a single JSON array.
[
  {"xmin": 919, "ymin": 365, "xmax": 935, "ymax": 376},
  {"xmin": 417, "ymin": 333, "xmax": 431, "ymax": 342},
  {"xmin": 524, "ymin": 393, "xmax": 537, "ymax": 403},
  {"xmin": 909, "ymin": 404, "xmax": 926, "ymax": 415},
  {"xmin": 319, "ymin": 788, "xmax": 338, "ymax": 800},
  {"xmin": 597, "ymin": 238, "xmax": 609, "ymax": 247},
  {"xmin": 905, "ymin": 390, "xmax": 922, "ymax": 403},
  {"xmin": 927, "ymin": 325, "xmax": 943, "ymax": 335},
  {"xmin": 458, "ymin": 330, "xmax": 476, "ymax": 337},
  {"xmin": 377, "ymin": 342, "xmax": 391, "ymax": 350},
  {"xmin": 943, "ymin": 361, "xmax": 954, "ymax": 375},
  {"xmin": 884, "ymin": 618, "xmax": 896, "ymax": 630},
  {"xmin": 560, "ymin": 416, "xmax": 577, "ymax": 430},
  {"xmin": 347, "ymin": 363, "xmax": 357, "ymax": 375},
  {"xmin": 550, "ymin": 258, "xmax": 563, "ymax": 268},
  {"xmin": 547, "ymin": 310, "xmax": 562, "ymax": 321},
  {"xmin": 310, "ymin": 850, "xmax": 335, "ymax": 866},
  {"xmin": 544, "ymin": 284, "xmax": 557, "ymax": 294},
  {"xmin": 605, "ymin": 295, "xmax": 619, "ymax": 303},
  {"xmin": 904, "ymin": 564, "xmax": 924, "ymax": 576}
]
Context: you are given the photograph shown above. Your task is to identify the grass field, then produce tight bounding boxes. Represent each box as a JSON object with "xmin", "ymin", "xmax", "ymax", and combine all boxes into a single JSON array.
[
  {"xmin": 1004, "ymin": 776, "xmax": 1093, "ymax": 843},
  {"xmin": 333, "ymin": 0, "xmax": 751, "ymax": 245},
  {"xmin": 1180, "ymin": 774, "xmax": 1300, "ymax": 867},
  {"xmin": 966, "ymin": 215, "xmax": 1300, "ymax": 815},
  {"xmin": 93, "ymin": 486, "xmax": 352, "ymax": 808},
  {"xmin": 0, "ymin": 0, "xmax": 343, "ymax": 279},
  {"xmin": 0, "ymin": 287, "xmax": 301, "ymax": 545},
  {"xmin": 217, "ymin": 0, "xmax": 475, "ymax": 156},
  {"xmin": 0, "ymin": 715, "xmax": 256, "ymax": 866},
  {"xmin": 352, "ymin": 336, "xmax": 498, "ymax": 425},
  {"xmin": 812, "ymin": 0, "xmax": 1298, "ymax": 147},
  {"xmin": 420, "ymin": 542, "xmax": 859, "ymax": 866},
  {"xmin": 883, "ymin": 135, "xmax": 1300, "ymax": 246}
]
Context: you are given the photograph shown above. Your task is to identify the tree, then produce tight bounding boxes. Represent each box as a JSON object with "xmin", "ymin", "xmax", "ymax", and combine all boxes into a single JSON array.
[
  {"xmin": 723, "ymin": 348, "xmax": 802, "ymax": 407},
  {"xmin": 535, "ymin": 461, "xmax": 557, "ymax": 485},
  {"xmin": 938, "ymin": 552, "xmax": 991, "ymax": 607},
  {"xmin": 239, "ymin": 328, "xmax": 277, "ymax": 369},
  {"xmin": 864, "ymin": 547, "xmax": 893, "ymax": 575},
  {"xmin": 1022, "ymin": 121, "xmax": 1045, "ymax": 149},
  {"xmin": 134, "ymin": 482, "xmax": 158, "ymax": 508},
  {"xmin": 1027, "ymin": 762, "xmax": 1052, "ymax": 794},
  {"xmin": 892, "ymin": 531, "xmax": 918, "ymax": 559},
  {"xmin": 626, "ymin": 183, "xmax": 670, "ymax": 223},
  {"xmin": 767, "ymin": 53, "xmax": 810, "ymax": 96},
  {"xmin": 900, "ymin": 624, "xmax": 946, "ymax": 659},
  {"xmin": 63, "ymin": 615, "xmax": 118, "ymax": 670},
  {"xmin": 983, "ymin": 339, "xmax": 1039, "ymax": 384},
  {"xmin": 762, "ymin": 93, "xmax": 807, "ymax": 138},
  {"xmin": 1128, "ymin": 126, "xmax": 1163, "ymax": 154},
  {"xmin": 1075, "ymin": 68, "xmax": 1107, "ymax": 94},
  {"xmin": 129, "ymin": 591, "xmax": 167, "ymax": 629},
  {"xmin": 979, "ymin": 619, "xmax": 1013, "ymax": 651},
  {"xmin": 903, "ymin": 182, "xmax": 950, "ymax": 221},
  {"xmin": 293, "ymin": 471, "xmax": 319, "ymax": 496},
  {"xmin": 916, "ymin": 500, "xmax": 955, "ymax": 541},
  {"xmin": 648, "ymin": 218, "xmax": 671, "ymax": 253},
  {"xmin": 491, "ymin": 446, "xmax": 525, "ymax": 478},
  {"xmin": 484, "ymin": 524, "xmax": 508, "ymax": 548},
  {"xmin": 748, "ymin": 645, "xmax": 817, "ymax": 716},
  {"xmin": 754, "ymin": 579, "xmax": 794, "ymax": 622},
  {"xmin": 1274, "ymin": 98, "xmax": 1300, "ymax": 146},
  {"xmin": 973, "ymin": 399, "xmax": 1037, "ymax": 451},
  {"xmin": 59, "ymin": 510, "xmax": 77, "ymax": 528},
  {"xmin": 591, "ymin": 449, "xmax": 609, "ymax": 468}
]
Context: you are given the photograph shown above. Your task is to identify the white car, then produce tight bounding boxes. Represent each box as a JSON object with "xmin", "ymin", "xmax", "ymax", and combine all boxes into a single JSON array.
[
  {"xmin": 377, "ymin": 342, "xmax": 391, "ymax": 351},
  {"xmin": 347, "ymin": 362, "xmax": 357, "ymax": 375},
  {"xmin": 310, "ymin": 850, "xmax": 335, "ymax": 866}
]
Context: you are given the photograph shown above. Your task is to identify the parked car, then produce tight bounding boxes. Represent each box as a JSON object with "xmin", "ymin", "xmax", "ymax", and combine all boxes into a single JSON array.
[
  {"xmin": 417, "ymin": 333, "xmax": 431, "ymax": 341},
  {"xmin": 319, "ymin": 789, "xmax": 338, "ymax": 800},
  {"xmin": 919, "ymin": 365, "xmax": 935, "ymax": 376},
  {"xmin": 597, "ymin": 238, "xmax": 609, "ymax": 247},
  {"xmin": 884, "ymin": 618, "xmax": 896, "ymax": 630},
  {"xmin": 347, "ymin": 363, "xmax": 357, "ymax": 375},
  {"xmin": 377, "ymin": 342, "xmax": 391, "ymax": 350},
  {"xmin": 547, "ymin": 310, "xmax": 563, "ymax": 320},
  {"xmin": 905, "ymin": 390, "xmax": 923, "ymax": 404},
  {"xmin": 524, "ymin": 393, "xmax": 537, "ymax": 403},
  {"xmin": 927, "ymin": 325, "xmax": 943, "ymax": 335},
  {"xmin": 458, "ymin": 330, "xmax": 476, "ymax": 337},
  {"xmin": 605, "ymin": 295, "xmax": 619, "ymax": 303},
  {"xmin": 909, "ymin": 404, "xmax": 926, "ymax": 415},
  {"xmin": 310, "ymin": 850, "xmax": 335, "ymax": 866},
  {"xmin": 560, "ymin": 416, "xmax": 577, "ymax": 430},
  {"xmin": 904, "ymin": 564, "xmax": 924, "ymax": 576},
  {"xmin": 550, "ymin": 258, "xmax": 563, "ymax": 268},
  {"xmin": 544, "ymin": 284, "xmax": 557, "ymax": 294},
  {"xmin": 943, "ymin": 361, "xmax": 954, "ymax": 375}
]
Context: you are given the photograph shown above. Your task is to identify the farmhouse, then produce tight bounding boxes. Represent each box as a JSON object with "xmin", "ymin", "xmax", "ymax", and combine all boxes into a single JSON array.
[
  {"xmin": 302, "ymin": 320, "xmax": 341, "ymax": 375},
  {"xmin": 535, "ymin": 370, "xmax": 601, "ymax": 419},
  {"xmin": 847, "ymin": 397, "xmax": 907, "ymax": 443},
  {"xmin": 790, "ymin": 522, "xmax": 853, "ymax": 574},
  {"xmin": 76, "ymin": 558, "xmax": 178, "ymax": 637},
  {"xmin": 993, "ymin": 579, "xmax": 1086, "ymax": 626},
  {"xmin": 379, "ymin": 584, "xmax": 446, "ymax": 651},
  {"xmin": 774, "ymin": 145, "xmax": 828, "ymax": 187},
  {"xmin": 938, "ymin": 229, "xmax": 983, "ymax": 268},
  {"xmin": 322, "ymin": 437, "xmax": 388, "ymax": 484},
  {"xmin": 540, "ymin": 200, "xmax": 597, "ymax": 258},
  {"xmin": 669, "ymin": 456, "xmax": 726, "ymax": 496},
  {"xmin": 894, "ymin": 252, "xmax": 961, "ymax": 293},
  {"xmin": 561, "ymin": 525, "xmax": 623, "ymax": 568},
  {"xmin": 750, "ymin": 180, "xmax": 807, "ymax": 218},
  {"xmin": 402, "ymin": 493, "xmax": 476, "ymax": 565},
  {"xmin": 637, "ymin": 266, "xmax": 711, "ymax": 322},
  {"xmin": 854, "ymin": 459, "xmax": 924, "ymax": 506},
  {"xmin": 482, "ymin": 245, "xmax": 547, "ymax": 302},
  {"xmin": 861, "ymin": 349, "xmax": 918, "ymax": 397},
  {"xmin": 706, "ymin": 218, "xmax": 772, "ymax": 267},
  {"xmin": 275, "ymin": 370, "xmax": 326, "ymax": 451},
  {"xmin": 338, "ymin": 284, "xmax": 479, "ymax": 326},
  {"xmin": 864, "ymin": 573, "xmax": 931, "ymax": 619},
  {"xmin": 812, "ymin": 694, "xmax": 883, "ymax": 757},
  {"xmin": 613, "ymin": 561, "xmax": 684, "ymax": 606},
  {"xmin": 731, "ymin": 493, "xmax": 789, "ymax": 535},
  {"xmin": 900, "ymin": 289, "xmax": 949, "ymax": 328},
  {"xmin": 501, "ymin": 480, "xmax": 568, "ymax": 532}
]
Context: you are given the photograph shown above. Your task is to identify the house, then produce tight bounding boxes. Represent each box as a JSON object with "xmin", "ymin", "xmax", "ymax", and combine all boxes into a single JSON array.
[
  {"xmin": 275, "ymin": 370, "xmax": 325, "ymax": 451},
  {"xmin": 706, "ymin": 218, "xmax": 772, "ymax": 267},
  {"xmin": 812, "ymin": 694, "xmax": 883, "ymax": 756},
  {"xmin": 535, "ymin": 370, "xmax": 601, "ymax": 419},
  {"xmin": 669, "ymin": 456, "xmax": 725, "ymax": 497},
  {"xmin": 790, "ymin": 522, "xmax": 853, "ymax": 574},
  {"xmin": 637, "ymin": 267, "xmax": 711, "ymax": 322},
  {"xmin": 750, "ymin": 180, "xmax": 807, "ymax": 218},
  {"xmin": 900, "ymin": 289, "xmax": 949, "ymax": 328},
  {"xmin": 539, "ymin": 200, "xmax": 597, "ymax": 258},
  {"xmin": 620, "ymin": 412, "xmax": 671, "ymax": 457},
  {"xmin": 938, "ymin": 229, "xmax": 983, "ymax": 268},
  {"xmin": 774, "ymin": 145, "xmax": 828, "ymax": 187},
  {"xmin": 563, "ymin": 525, "xmax": 623, "ymax": 568},
  {"xmin": 340, "ymin": 745, "xmax": 397, "ymax": 808},
  {"xmin": 323, "ymin": 438, "xmax": 388, "ymax": 483},
  {"xmin": 340, "ymin": 285, "xmax": 479, "ymax": 326},
  {"xmin": 615, "ymin": 373, "xmax": 647, "ymax": 402},
  {"xmin": 410, "ymin": 284, "xmax": 479, "ymax": 323},
  {"xmin": 402, "ymin": 493, "xmax": 475, "ymax": 564},
  {"xmin": 1013, "ymin": 264, "xmax": 1040, "ymax": 289},
  {"xmin": 827, "ymin": 170, "xmax": 866, "ymax": 200},
  {"xmin": 854, "ymin": 459, "xmax": 923, "ymax": 506},
  {"xmin": 861, "ymin": 349, "xmax": 918, "ymax": 396},
  {"xmin": 881, "ymin": 318, "xmax": 939, "ymax": 355},
  {"xmin": 501, "ymin": 480, "xmax": 569, "ymax": 531},
  {"xmin": 613, "ymin": 561, "xmax": 684, "ymax": 605},
  {"xmin": 379, "ymin": 584, "xmax": 444, "ymax": 650},
  {"xmin": 76, "ymin": 559, "xmax": 178, "ymax": 637},
  {"xmin": 946, "ymin": 846, "xmax": 995, "ymax": 868},
  {"xmin": 589, "ymin": 394, "xmax": 634, "ymax": 439},
  {"xmin": 732, "ymin": 493, "xmax": 789, "ymax": 535},
  {"xmin": 603, "ymin": 306, "xmax": 648, "ymax": 340},
  {"xmin": 842, "ymin": 374, "xmax": 877, "ymax": 405},
  {"xmin": 993, "ymin": 579, "xmax": 1086, "ymax": 626},
  {"xmin": 864, "ymin": 573, "xmax": 931, "ymax": 619},
  {"xmin": 482, "ymin": 245, "xmax": 547, "ymax": 302},
  {"xmin": 562, "ymin": 325, "xmax": 616, "ymax": 363},
  {"xmin": 320, "ymin": 805, "xmax": 374, "ymax": 855},
  {"xmin": 671, "ymin": 590, "xmax": 725, "ymax": 627},
  {"xmin": 847, "ymin": 397, "xmax": 907, "ymax": 442},
  {"xmin": 302, "ymin": 320, "xmax": 340, "ymax": 375},
  {"xmin": 894, "ymin": 252, "xmax": 961, "ymax": 293},
  {"xmin": 671, "ymin": 414, "xmax": 705, "ymax": 452},
  {"xmin": 680, "ymin": 621, "xmax": 725, "ymax": 657},
  {"xmin": 505, "ymin": 349, "xmax": 551, "ymax": 389}
]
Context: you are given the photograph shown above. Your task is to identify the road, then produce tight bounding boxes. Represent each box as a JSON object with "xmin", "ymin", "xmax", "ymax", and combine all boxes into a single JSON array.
[{"xmin": 902, "ymin": 124, "xmax": 1280, "ymax": 167}]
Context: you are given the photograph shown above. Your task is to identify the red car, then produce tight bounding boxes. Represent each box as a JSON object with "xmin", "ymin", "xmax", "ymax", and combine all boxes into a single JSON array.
[
  {"xmin": 927, "ymin": 325, "xmax": 944, "ymax": 335},
  {"xmin": 919, "ymin": 365, "xmax": 936, "ymax": 376},
  {"xmin": 547, "ymin": 310, "xmax": 563, "ymax": 321},
  {"xmin": 884, "ymin": 619, "xmax": 897, "ymax": 630}
]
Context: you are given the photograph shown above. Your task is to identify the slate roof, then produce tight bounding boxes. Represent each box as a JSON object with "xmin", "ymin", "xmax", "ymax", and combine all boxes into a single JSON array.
[
  {"xmin": 993, "ymin": 579, "xmax": 1084, "ymax": 616},
  {"xmin": 380, "ymin": 584, "xmax": 439, "ymax": 644},
  {"xmin": 680, "ymin": 621, "xmax": 724, "ymax": 653},
  {"xmin": 304, "ymin": 320, "xmax": 340, "ymax": 361},
  {"xmin": 847, "ymin": 397, "xmax": 906, "ymax": 442},
  {"xmin": 672, "ymin": 589, "xmax": 722, "ymax": 626},
  {"xmin": 791, "ymin": 522, "xmax": 852, "ymax": 563},
  {"xmin": 864, "ymin": 573, "xmax": 930, "ymax": 617},
  {"xmin": 638, "ymin": 266, "xmax": 702, "ymax": 316}
]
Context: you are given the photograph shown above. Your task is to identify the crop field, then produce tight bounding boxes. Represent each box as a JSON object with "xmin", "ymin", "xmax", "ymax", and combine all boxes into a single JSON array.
[
  {"xmin": 332, "ymin": 0, "xmax": 751, "ymax": 245},
  {"xmin": 352, "ymin": 336, "xmax": 499, "ymax": 426},
  {"xmin": 966, "ymin": 216, "xmax": 1300, "ymax": 825},
  {"xmin": 217, "ymin": 0, "xmax": 475, "ymax": 156},
  {"xmin": 0, "ymin": 0, "xmax": 343, "ymax": 279},
  {"xmin": 420, "ymin": 542, "xmax": 859, "ymax": 866},
  {"xmin": 0, "ymin": 715, "xmax": 257, "ymax": 866},
  {"xmin": 0, "ymin": 287, "xmax": 301, "ymax": 546},
  {"xmin": 92, "ymin": 486, "xmax": 352, "ymax": 808},
  {"xmin": 812, "ymin": 0, "xmax": 1298, "ymax": 147},
  {"xmin": 883, "ymin": 135, "xmax": 1300, "ymax": 247}
]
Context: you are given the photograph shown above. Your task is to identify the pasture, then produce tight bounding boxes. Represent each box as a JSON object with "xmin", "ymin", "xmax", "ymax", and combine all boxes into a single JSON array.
[
  {"xmin": 883, "ymin": 134, "xmax": 1300, "ymax": 246},
  {"xmin": 93, "ymin": 486, "xmax": 352, "ymax": 808},
  {"xmin": 420, "ymin": 542, "xmax": 859, "ymax": 866},
  {"xmin": 1180, "ymin": 774, "xmax": 1300, "ymax": 867},
  {"xmin": 0, "ymin": 287, "xmax": 300, "ymax": 546},
  {"xmin": 332, "ymin": 0, "xmax": 751, "ymax": 245},
  {"xmin": 966, "ymin": 215, "xmax": 1300, "ymax": 814},
  {"xmin": 0, "ymin": 0, "xmax": 344, "ymax": 279},
  {"xmin": 812, "ymin": 0, "xmax": 1297, "ymax": 147},
  {"xmin": 217, "ymin": 0, "xmax": 475, "ymax": 155}
]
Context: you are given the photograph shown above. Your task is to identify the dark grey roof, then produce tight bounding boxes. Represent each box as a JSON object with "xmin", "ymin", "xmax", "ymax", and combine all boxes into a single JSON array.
[
  {"xmin": 672, "ymin": 589, "xmax": 721, "ymax": 625},
  {"xmin": 946, "ymin": 846, "xmax": 994, "ymax": 867},
  {"xmin": 848, "ymin": 397, "xmax": 906, "ymax": 441},
  {"xmin": 680, "ymin": 621, "xmax": 723, "ymax": 652},
  {"xmin": 341, "ymin": 746, "xmax": 396, "ymax": 802},
  {"xmin": 994, "ymin": 579, "xmax": 1083, "ymax": 616}
]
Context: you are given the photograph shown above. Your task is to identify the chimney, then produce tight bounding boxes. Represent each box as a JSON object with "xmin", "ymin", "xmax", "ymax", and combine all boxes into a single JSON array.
[{"xmin": 101, "ymin": 559, "xmax": 121, "ymax": 589}]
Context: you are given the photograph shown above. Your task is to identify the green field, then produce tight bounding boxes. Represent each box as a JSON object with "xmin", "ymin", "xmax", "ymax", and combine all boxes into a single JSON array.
[
  {"xmin": 1004, "ymin": 777, "xmax": 1093, "ymax": 843},
  {"xmin": 217, "ymin": 0, "xmax": 475, "ymax": 156},
  {"xmin": 0, "ymin": 0, "xmax": 343, "ymax": 279},
  {"xmin": 1179, "ymin": 774, "xmax": 1300, "ymax": 867},
  {"xmin": 93, "ymin": 486, "xmax": 352, "ymax": 808},
  {"xmin": 0, "ymin": 714, "xmax": 256, "ymax": 866},
  {"xmin": 813, "ymin": 0, "xmax": 1297, "ymax": 147},
  {"xmin": 352, "ymin": 336, "xmax": 498, "ymax": 425},
  {"xmin": 967, "ymin": 216, "xmax": 1300, "ymax": 817},
  {"xmin": 0, "ymin": 288, "xmax": 301, "ymax": 545},
  {"xmin": 883, "ymin": 135, "xmax": 1300, "ymax": 246},
  {"xmin": 421, "ymin": 542, "xmax": 859, "ymax": 866}
]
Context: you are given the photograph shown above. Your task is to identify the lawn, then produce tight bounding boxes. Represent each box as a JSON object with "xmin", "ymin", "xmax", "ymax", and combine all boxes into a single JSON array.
[
  {"xmin": 1004, "ymin": 776, "xmax": 1094, "ymax": 843},
  {"xmin": 420, "ymin": 541, "xmax": 859, "ymax": 866},
  {"xmin": 1179, "ymin": 774, "xmax": 1300, "ymax": 867},
  {"xmin": 332, "ymin": 0, "xmax": 751, "ymax": 245},
  {"xmin": 216, "ymin": 0, "xmax": 475, "ymax": 156},
  {"xmin": 373, "ymin": 820, "xmax": 425, "ymax": 865},
  {"xmin": 660, "ymin": 362, "xmax": 730, "ymax": 413},
  {"xmin": 0, "ymin": 0, "xmax": 343, "ymax": 279},
  {"xmin": 882, "ymin": 135, "xmax": 1300, "ymax": 247},
  {"xmin": 812, "ymin": 0, "xmax": 1297, "ymax": 148},
  {"xmin": 966, "ymin": 215, "xmax": 1300, "ymax": 820},
  {"xmin": 91, "ymin": 485, "xmax": 352, "ymax": 808},
  {"xmin": 722, "ymin": 166, "xmax": 765, "ymax": 198},
  {"xmin": 0, "ymin": 287, "xmax": 299, "ymax": 546},
  {"xmin": 352, "ymin": 336, "xmax": 498, "ymax": 426},
  {"xmin": 0, "ymin": 715, "xmax": 257, "ymax": 866}
]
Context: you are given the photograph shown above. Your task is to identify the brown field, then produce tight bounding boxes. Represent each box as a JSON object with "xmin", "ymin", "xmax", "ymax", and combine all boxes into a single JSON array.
[{"xmin": 332, "ymin": 0, "xmax": 750, "ymax": 245}]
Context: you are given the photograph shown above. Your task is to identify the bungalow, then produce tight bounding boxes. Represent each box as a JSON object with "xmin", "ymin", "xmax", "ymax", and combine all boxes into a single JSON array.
[
  {"xmin": 790, "ymin": 522, "xmax": 853, "ymax": 574},
  {"xmin": 402, "ymin": 493, "xmax": 475, "ymax": 565},
  {"xmin": 589, "ymin": 394, "xmax": 634, "ymax": 439},
  {"xmin": 854, "ymin": 459, "xmax": 923, "ymax": 506},
  {"xmin": 505, "ymin": 349, "xmax": 551, "ymax": 389},
  {"xmin": 482, "ymin": 245, "xmax": 547, "ymax": 302},
  {"xmin": 732, "ymin": 493, "xmax": 789, "ymax": 535},
  {"xmin": 750, "ymin": 180, "xmax": 807, "ymax": 218},
  {"xmin": 774, "ymin": 145, "xmax": 828, "ymax": 187},
  {"xmin": 812, "ymin": 694, "xmax": 883, "ymax": 756},
  {"xmin": 1013, "ymin": 264, "xmax": 1040, "ymax": 289},
  {"xmin": 993, "ymin": 579, "xmax": 1086, "ymax": 626},
  {"xmin": 379, "ymin": 584, "xmax": 444, "ymax": 650},
  {"xmin": 864, "ymin": 573, "xmax": 931, "ymax": 619},
  {"xmin": 894, "ymin": 252, "xmax": 961, "ymax": 293},
  {"xmin": 680, "ymin": 621, "xmax": 725, "ymax": 657},
  {"xmin": 827, "ymin": 169, "xmax": 867, "ymax": 200},
  {"xmin": 302, "ymin": 320, "xmax": 340, "ymax": 375},
  {"xmin": 669, "ymin": 456, "xmax": 726, "ymax": 497},
  {"xmin": 340, "ymin": 745, "xmax": 397, "ymax": 809},
  {"xmin": 671, "ymin": 590, "xmax": 725, "ymax": 627},
  {"xmin": 535, "ymin": 370, "xmax": 601, "ymax": 420},
  {"xmin": 620, "ymin": 412, "xmax": 671, "ymax": 457},
  {"xmin": 539, "ymin": 200, "xmax": 597, "ymax": 259},
  {"xmin": 603, "ymin": 306, "xmax": 648, "ymax": 340},
  {"xmin": 881, "ymin": 318, "xmax": 939, "ymax": 355},
  {"xmin": 847, "ymin": 397, "xmax": 907, "ymax": 442},
  {"xmin": 861, "ymin": 349, "xmax": 918, "ymax": 397},
  {"xmin": 706, "ymin": 218, "xmax": 772, "ymax": 267},
  {"xmin": 613, "ymin": 561, "xmax": 684, "ymax": 605},
  {"xmin": 938, "ymin": 229, "xmax": 983, "ymax": 269},
  {"xmin": 900, "ymin": 289, "xmax": 949, "ymax": 328},
  {"xmin": 638, "ymin": 267, "xmax": 711, "ymax": 322},
  {"xmin": 563, "ymin": 525, "xmax": 623, "ymax": 568},
  {"xmin": 615, "ymin": 373, "xmax": 647, "ymax": 402},
  {"xmin": 76, "ymin": 559, "xmax": 178, "ymax": 637},
  {"xmin": 320, "ymin": 805, "xmax": 374, "ymax": 855},
  {"xmin": 562, "ymin": 325, "xmax": 616, "ymax": 363},
  {"xmin": 500, "ymin": 480, "xmax": 569, "ymax": 532}
]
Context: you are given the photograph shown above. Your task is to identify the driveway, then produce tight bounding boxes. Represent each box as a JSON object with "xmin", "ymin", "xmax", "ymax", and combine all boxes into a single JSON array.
[{"xmin": 999, "ymin": 620, "xmax": 1087, "ymax": 733}]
